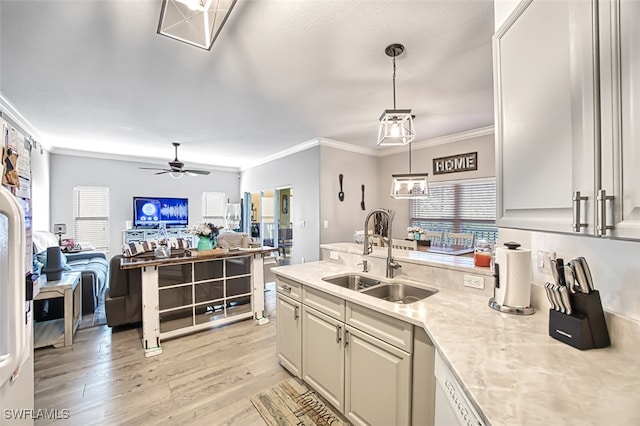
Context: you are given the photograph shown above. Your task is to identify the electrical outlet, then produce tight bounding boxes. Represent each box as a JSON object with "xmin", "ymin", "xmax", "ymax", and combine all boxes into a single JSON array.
[
  {"xmin": 329, "ymin": 251, "xmax": 339, "ymax": 260},
  {"xmin": 537, "ymin": 250, "xmax": 556, "ymax": 273},
  {"xmin": 323, "ymin": 220, "xmax": 329, "ymax": 229},
  {"xmin": 463, "ymin": 274, "xmax": 484, "ymax": 289}
]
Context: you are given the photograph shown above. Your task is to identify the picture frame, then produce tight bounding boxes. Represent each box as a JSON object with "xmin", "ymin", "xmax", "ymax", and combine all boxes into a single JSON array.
[{"xmin": 281, "ymin": 194, "xmax": 289, "ymax": 214}]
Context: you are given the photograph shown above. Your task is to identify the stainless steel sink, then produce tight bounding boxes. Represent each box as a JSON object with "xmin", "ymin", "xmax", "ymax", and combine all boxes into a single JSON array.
[
  {"xmin": 360, "ymin": 283, "xmax": 438, "ymax": 304},
  {"xmin": 322, "ymin": 274, "xmax": 382, "ymax": 291}
]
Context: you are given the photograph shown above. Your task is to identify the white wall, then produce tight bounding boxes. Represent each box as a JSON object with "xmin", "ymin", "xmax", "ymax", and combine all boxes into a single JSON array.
[
  {"xmin": 376, "ymin": 133, "xmax": 496, "ymax": 238},
  {"xmin": 241, "ymin": 146, "xmax": 321, "ymax": 264},
  {"xmin": 320, "ymin": 146, "xmax": 379, "ymax": 244},
  {"xmin": 49, "ymin": 154, "xmax": 240, "ymax": 259},
  {"xmin": 30, "ymin": 147, "xmax": 50, "ymax": 231}
]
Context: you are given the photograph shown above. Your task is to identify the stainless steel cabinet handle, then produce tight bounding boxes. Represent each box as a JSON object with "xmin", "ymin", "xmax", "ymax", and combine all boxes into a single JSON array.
[
  {"xmin": 344, "ymin": 330, "xmax": 350, "ymax": 347},
  {"xmin": 336, "ymin": 325, "xmax": 342, "ymax": 344},
  {"xmin": 572, "ymin": 191, "xmax": 588, "ymax": 232},
  {"xmin": 596, "ymin": 189, "xmax": 615, "ymax": 236},
  {"xmin": 294, "ymin": 305, "xmax": 299, "ymax": 320}
]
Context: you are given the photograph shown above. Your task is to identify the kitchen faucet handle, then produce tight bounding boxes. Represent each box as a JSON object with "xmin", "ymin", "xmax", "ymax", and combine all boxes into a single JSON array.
[{"xmin": 357, "ymin": 260, "xmax": 368, "ymax": 273}]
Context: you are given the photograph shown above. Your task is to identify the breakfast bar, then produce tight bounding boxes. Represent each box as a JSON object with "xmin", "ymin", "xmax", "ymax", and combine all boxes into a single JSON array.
[{"xmin": 120, "ymin": 246, "xmax": 275, "ymax": 357}]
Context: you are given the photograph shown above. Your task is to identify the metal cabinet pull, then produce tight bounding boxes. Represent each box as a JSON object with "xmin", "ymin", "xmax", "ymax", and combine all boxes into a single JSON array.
[
  {"xmin": 336, "ymin": 325, "xmax": 342, "ymax": 344},
  {"xmin": 596, "ymin": 189, "xmax": 615, "ymax": 236},
  {"xmin": 572, "ymin": 191, "xmax": 588, "ymax": 232},
  {"xmin": 280, "ymin": 284, "xmax": 291, "ymax": 293},
  {"xmin": 344, "ymin": 330, "xmax": 350, "ymax": 347},
  {"xmin": 294, "ymin": 305, "xmax": 299, "ymax": 320}
]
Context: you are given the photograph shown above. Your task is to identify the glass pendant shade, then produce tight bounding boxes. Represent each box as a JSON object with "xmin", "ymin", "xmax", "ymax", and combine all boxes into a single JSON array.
[
  {"xmin": 158, "ymin": 0, "xmax": 237, "ymax": 50},
  {"xmin": 169, "ymin": 171, "xmax": 184, "ymax": 179},
  {"xmin": 390, "ymin": 173, "xmax": 429, "ymax": 199},
  {"xmin": 378, "ymin": 109, "xmax": 415, "ymax": 146}
]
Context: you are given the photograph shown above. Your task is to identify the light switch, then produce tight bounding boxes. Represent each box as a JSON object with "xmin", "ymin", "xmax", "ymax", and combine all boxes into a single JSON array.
[{"xmin": 323, "ymin": 220, "xmax": 329, "ymax": 229}]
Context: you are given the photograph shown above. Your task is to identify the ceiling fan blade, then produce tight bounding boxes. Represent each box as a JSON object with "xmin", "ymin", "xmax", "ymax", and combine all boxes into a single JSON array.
[
  {"xmin": 139, "ymin": 167, "xmax": 171, "ymax": 171},
  {"xmin": 183, "ymin": 169, "xmax": 210, "ymax": 175},
  {"xmin": 155, "ymin": 171, "xmax": 171, "ymax": 175}
]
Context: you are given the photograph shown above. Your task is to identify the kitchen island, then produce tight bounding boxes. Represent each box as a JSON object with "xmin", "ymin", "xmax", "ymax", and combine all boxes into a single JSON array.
[
  {"xmin": 272, "ymin": 251, "xmax": 640, "ymax": 425},
  {"xmin": 121, "ymin": 246, "xmax": 275, "ymax": 357}
]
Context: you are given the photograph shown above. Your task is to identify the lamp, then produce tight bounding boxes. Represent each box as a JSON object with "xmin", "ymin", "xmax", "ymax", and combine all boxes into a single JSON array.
[
  {"xmin": 169, "ymin": 171, "xmax": 184, "ymax": 179},
  {"xmin": 390, "ymin": 141, "xmax": 429, "ymax": 199},
  {"xmin": 377, "ymin": 43, "xmax": 415, "ymax": 146},
  {"xmin": 53, "ymin": 224, "xmax": 66, "ymax": 246},
  {"xmin": 157, "ymin": 0, "xmax": 237, "ymax": 50}
]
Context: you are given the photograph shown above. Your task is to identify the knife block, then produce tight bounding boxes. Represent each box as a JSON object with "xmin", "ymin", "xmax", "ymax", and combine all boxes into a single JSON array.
[{"xmin": 548, "ymin": 290, "xmax": 610, "ymax": 350}]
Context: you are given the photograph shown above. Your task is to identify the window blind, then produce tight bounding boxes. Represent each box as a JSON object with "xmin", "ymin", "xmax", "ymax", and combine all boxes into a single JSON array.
[
  {"xmin": 202, "ymin": 192, "xmax": 226, "ymax": 227},
  {"xmin": 410, "ymin": 178, "xmax": 498, "ymax": 243},
  {"xmin": 73, "ymin": 186, "xmax": 109, "ymax": 250}
]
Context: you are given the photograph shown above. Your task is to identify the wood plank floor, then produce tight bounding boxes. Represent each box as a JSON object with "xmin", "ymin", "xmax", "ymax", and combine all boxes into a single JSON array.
[{"xmin": 34, "ymin": 284, "xmax": 290, "ymax": 425}]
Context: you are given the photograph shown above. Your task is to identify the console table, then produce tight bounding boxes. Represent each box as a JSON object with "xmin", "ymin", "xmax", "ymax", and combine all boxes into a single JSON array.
[
  {"xmin": 34, "ymin": 271, "xmax": 82, "ymax": 349},
  {"xmin": 121, "ymin": 247, "xmax": 275, "ymax": 357}
]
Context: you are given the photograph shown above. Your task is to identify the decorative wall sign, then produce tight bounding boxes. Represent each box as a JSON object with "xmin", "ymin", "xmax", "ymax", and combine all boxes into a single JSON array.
[{"xmin": 433, "ymin": 152, "xmax": 477, "ymax": 175}]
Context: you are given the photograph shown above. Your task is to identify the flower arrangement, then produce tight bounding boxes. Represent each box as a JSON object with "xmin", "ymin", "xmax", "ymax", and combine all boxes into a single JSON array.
[{"xmin": 189, "ymin": 222, "xmax": 223, "ymax": 238}]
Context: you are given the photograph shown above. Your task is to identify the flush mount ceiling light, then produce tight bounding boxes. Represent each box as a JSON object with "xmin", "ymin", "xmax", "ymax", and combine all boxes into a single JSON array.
[
  {"xmin": 390, "ymin": 141, "xmax": 429, "ymax": 199},
  {"xmin": 157, "ymin": 0, "xmax": 237, "ymax": 50},
  {"xmin": 377, "ymin": 43, "xmax": 415, "ymax": 146}
]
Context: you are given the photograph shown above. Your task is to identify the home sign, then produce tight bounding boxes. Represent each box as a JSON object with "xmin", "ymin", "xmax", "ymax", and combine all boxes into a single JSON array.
[{"xmin": 433, "ymin": 152, "xmax": 477, "ymax": 175}]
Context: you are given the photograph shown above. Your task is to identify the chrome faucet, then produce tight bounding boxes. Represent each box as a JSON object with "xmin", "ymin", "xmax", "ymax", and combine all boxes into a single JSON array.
[{"xmin": 362, "ymin": 208, "xmax": 401, "ymax": 278}]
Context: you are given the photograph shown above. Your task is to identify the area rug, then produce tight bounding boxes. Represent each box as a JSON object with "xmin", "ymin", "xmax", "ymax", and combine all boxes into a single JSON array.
[{"xmin": 250, "ymin": 378, "xmax": 350, "ymax": 426}]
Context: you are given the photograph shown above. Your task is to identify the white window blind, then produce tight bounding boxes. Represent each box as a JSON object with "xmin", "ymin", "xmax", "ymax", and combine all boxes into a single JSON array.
[
  {"xmin": 410, "ymin": 178, "xmax": 498, "ymax": 243},
  {"xmin": 202, "ymin": 192, "xmax": 226, "ymax": 227},
  {"xmin": 73, "ymin": 186, "xmax": 109, "ymax": 250}
]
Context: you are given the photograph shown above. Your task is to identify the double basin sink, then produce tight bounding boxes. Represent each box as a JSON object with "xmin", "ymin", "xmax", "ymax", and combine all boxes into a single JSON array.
[{"xmin": 322, "ymin": 273, "xmax": 437, "ymax": 305}]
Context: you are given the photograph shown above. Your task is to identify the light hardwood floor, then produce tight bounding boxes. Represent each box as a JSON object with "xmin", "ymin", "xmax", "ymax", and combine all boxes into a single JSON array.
[{"xmin": 34, "ymin": 284, "xmax": 290, "ymax": 425}]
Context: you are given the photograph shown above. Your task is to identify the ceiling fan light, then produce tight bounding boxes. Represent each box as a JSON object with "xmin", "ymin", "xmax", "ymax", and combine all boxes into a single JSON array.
[
  {"xmin": 378, "ymin": 109, "xmax": 415, "ymax": 146},
  {"xmin": 169, "ymin": 171, "xmax": 184, "ymax": 179},
  {"xmin": 390, "ymin": 173, "xmax": 429, "ymax": 199},
  {"xmin": 157, "ymin": 0, "xmax": 237, "ymax": 50}
]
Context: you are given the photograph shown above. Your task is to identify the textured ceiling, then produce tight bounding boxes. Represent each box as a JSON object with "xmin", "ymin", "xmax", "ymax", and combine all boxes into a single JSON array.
[{"xmin": 0, "ymin": 0, "xmax": 495, "ymax": 169}]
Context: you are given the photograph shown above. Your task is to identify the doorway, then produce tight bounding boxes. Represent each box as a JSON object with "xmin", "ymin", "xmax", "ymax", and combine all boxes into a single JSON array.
[{"xmin": 245, "ymin": 186, "xmax": 294, "ymax": 261}]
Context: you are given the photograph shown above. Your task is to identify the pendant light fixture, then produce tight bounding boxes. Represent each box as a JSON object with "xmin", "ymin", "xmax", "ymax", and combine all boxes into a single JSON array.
[
  {"xmin": 157, "ymin": 0, "xmax": 237, "ymax": 50},
  {"xmin": 390, "ymin": 141, "xmax": 429, "ymax": 199},
  {"xmin": 377, "ymin": 43, "xmax": 415, "ymax": 146}
]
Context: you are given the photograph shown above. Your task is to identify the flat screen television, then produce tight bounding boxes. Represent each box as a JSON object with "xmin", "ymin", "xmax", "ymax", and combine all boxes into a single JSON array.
[{"xmin": 133, "ymin": 197, "xmax": 189, "ymax": 228}]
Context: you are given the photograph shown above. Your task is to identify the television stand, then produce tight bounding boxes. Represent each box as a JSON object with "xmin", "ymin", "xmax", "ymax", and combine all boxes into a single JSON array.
[{"xmin": 122, "ymin": 226, "xmax": 193, "ymax": 245}]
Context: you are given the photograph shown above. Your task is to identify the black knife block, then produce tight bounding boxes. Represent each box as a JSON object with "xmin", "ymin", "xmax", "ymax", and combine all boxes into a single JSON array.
[{"xmin": 548, "ymin": 290, "xmax": 610, "ymax": 350}]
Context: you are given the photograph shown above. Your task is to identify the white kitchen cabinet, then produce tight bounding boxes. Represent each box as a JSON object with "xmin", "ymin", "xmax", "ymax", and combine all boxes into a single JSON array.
[
  {"xmin": 302, "ymin": 305, "xmax": 345, "ymax": 412},
  {"xmin": 495, "ymin": 0, "xmax": 640, "ymax": 240},
  {"xmin": 344, "ymin": 325, "xmax": 411, "ymax": 426},
  {"xmin": 494, "ymin": 0, "xmax": 598, "ymax": 234},
  {"xmin": 276, "ymin": 293, "xmax": 302, "ymax": 377},
  {"xmin": 599, "ymin": 0, "xmax": 640, "ymax": 240}
]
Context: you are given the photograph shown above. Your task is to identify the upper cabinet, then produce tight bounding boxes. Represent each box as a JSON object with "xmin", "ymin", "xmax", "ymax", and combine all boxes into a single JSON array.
[{"xmin": 494, "ymin": 0, "xmax": 640, "ymax": 240}]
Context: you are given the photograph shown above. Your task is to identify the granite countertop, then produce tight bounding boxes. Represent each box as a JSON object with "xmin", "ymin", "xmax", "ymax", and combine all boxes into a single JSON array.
[
  {"xmin": 120, "ymin": 246, "xmax": 274, "ymax": 269},
  {"xmin": 272, "ymin": 261, "xmax": 640, "ymax": 426}
]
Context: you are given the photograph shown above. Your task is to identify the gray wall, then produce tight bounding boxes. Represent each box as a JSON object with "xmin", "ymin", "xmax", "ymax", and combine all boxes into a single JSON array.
[
  {"xmin": 320, "ymin": 146, "xmax": 379, "ymax": 244},
  {"xmin": 376, "ymin": 133, "xmax": 496, "ymax": 238},
  {"xmin": 49, "ymin": 154, "xmax": 240, "ymax": 259},
  {"xmin": 241, "ymin": 146, "xmax": 321, "ymax": 264}
]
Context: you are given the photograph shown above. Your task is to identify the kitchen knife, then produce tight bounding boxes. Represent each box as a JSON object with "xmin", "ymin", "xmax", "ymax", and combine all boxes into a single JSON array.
[
  {"xmin": 577, "ymin": 257, "xmax": 595, "ymax": 291},
  {"xmin": 550, "ymin": 259, "xmax": 559, "ymax": 284},
  {"xmin": 564, "ymin": 264, "xmax": 577, "ymax": 294},
  {"xmin": 552, "ymin": 284, "xmax": 566, "ymax": 313},
  {"xmin": 555, "ymin": 258, "xmax": 566, "ymax": 287},
  {"xmin": 544, "ymin": 282, "xmax": 556, "ymax": 310},
  {"xmin": 558, "ymin": 285, "xmax": 572, "ymax": 315},
  {"xmin": 571, "ymin": 258, "xmax": 591, "ymax": 293},
  {"xmin": 547, "ymin": 282, "xmax": 560, "ymax": 311}
]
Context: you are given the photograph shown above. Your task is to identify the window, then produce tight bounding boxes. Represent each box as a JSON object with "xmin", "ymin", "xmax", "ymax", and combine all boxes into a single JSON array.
[
  {"xmin": 410, "ymin": 177, "xmax": 498, "ymax": 244},
  {"xmin": 73, "ymin": 186, "xmax": 109, "ymax": 250},
  {"xmin": 202, "ymin": 192, "xmax": 227, "ymax": 227}
]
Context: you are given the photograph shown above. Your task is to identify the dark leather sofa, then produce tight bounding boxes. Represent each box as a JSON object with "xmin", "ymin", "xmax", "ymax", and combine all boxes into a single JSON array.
[{"xmin": 105, "ymin": 254, "xmax": 142, "ymax": 327}]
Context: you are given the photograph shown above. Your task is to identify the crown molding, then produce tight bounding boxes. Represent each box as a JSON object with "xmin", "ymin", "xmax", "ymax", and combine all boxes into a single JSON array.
[
  {"xmin": 50, "ymin": 147, "xmax": 240, "ymax": 173},
  {"xmin": 0, "ymin": 91, "xmax": 44, "ymax": 146},
  {"xmin": 376, "ymin": 125, "xmax": 495, "ymax": 157},
  {"xmin": 318, "ymin": 137, "xmax": 379, "ymax": 156}
]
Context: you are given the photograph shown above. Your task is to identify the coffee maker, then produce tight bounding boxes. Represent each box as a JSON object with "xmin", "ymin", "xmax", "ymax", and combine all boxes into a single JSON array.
[{"xmin": 489, "ymin": 241, "xmax": 535, "ymax": 315}]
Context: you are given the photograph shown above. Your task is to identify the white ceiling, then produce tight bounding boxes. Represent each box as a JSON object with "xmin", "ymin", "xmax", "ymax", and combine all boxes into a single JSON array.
[{"xmin": 0, "ymin": 0, "xmax": 495, "ymax": 170}]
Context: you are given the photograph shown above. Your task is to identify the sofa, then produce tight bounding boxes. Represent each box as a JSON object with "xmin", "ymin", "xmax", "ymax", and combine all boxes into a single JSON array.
[
  {"xmin": 33, "ymin": 231, "xmax": 109, "ymax": 315},
  {"xmin": 105, "ymin": 254, "xmax": 142, "ymax": 327}
]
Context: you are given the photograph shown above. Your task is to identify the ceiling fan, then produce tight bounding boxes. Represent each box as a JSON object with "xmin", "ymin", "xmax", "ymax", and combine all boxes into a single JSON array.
[{"xmin": 140, "ymin": 142, "xmax": 211, "ymax": 178}]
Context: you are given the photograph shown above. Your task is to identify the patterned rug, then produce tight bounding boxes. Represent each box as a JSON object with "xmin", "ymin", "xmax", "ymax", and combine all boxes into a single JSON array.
[
  {"xmin": 251, "ymin": 378, "xmax": 350, "ymax": 426},
  {"xmin": 79, "ymin": 289, "xmax": 107, "ymax": 329}
]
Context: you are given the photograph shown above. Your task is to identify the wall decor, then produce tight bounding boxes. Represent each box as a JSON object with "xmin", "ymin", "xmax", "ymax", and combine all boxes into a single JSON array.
[
  {"xmin": 281, "ymin": 194, "xmax": 289, "ymax": 214},
  {"xmin": 433, "ymin": 152, "xmax": 478, "ymax": 175}
]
